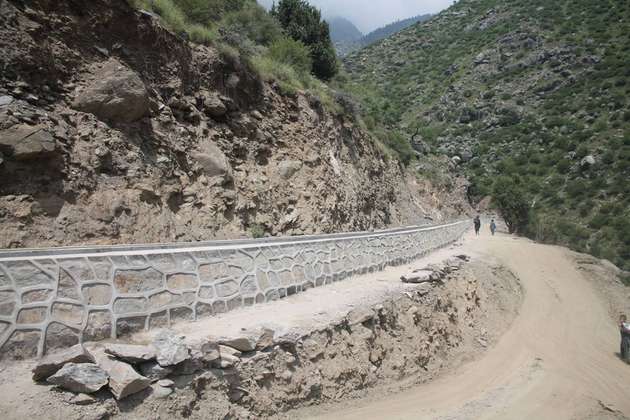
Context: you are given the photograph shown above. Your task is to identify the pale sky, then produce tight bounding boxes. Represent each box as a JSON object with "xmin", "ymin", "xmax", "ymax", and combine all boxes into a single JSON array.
[{"xmin": 257, "ymin": 0, "xmax": 453, "ymax": 33}]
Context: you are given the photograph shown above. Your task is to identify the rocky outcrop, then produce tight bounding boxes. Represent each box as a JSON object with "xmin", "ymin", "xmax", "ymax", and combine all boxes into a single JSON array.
[{"xmin": 0, "ymin": 0, "xmax": 468, "ymax": 250}]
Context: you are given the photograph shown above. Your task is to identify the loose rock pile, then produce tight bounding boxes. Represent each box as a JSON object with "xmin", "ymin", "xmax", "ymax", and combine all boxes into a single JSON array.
[{"xmin": 31, "ymin": 328, "xmax": 270, "ymax": 402}]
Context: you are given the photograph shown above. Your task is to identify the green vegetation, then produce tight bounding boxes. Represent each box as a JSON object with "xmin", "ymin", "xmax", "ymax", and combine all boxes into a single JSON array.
[
  {"xmin": 345, "ymin": 0, "xmax": 630, "ymax": 270},
  {"xmin": 271, "ymin": 0, "xmax": 338, "ymax": 80},
  {"xmin": 249, "ymin": 224, "xmax": 266, "ymax": 239}
]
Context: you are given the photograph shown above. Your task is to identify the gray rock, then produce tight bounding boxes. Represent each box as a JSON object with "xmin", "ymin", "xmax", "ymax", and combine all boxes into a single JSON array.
[
  {"xmin": 47, "ymin": 363, "xmax": 108, "ymax": 394},
  {"xmin": 0, "ymin": 125, "xmax": 56, "ymax": 160},
  {"xmin": 278, "ymin": 160, "xmax": 302, "ymax": 180},
  {"xmin": 219, "ymin": 336, "xmax": 257, "ymax": 352},
  {"xmin": 201, "ymin": 92, "xmax": 227, "ymax": 118},
  {"xmin": 580, "ymin": 155, "xmax": 595, "ymax": 166},
  {"xmin": 71, "ymin": 59, "xmax": 150, "ymax": 123},
  {"xmin": 138, "ymin": 361, "xmax": 173, "ymax": 381},
  {"xmin": 150, "ymin": 383, "xmax": 173, "ymax": 399},
  {"xmin": 153, "ymin": 331, "xmax": 190, "ymax": 367},
  {"xmin": 89, "ymin": 347, "xmax": 151, "ymax": 400},
  {"xmin": 69, "ymin": 393, "xmax": 97, "ymax": 405},
  {"xmin": 157, "ymin": 379, "xmax": 174, "ymax": 388},
  {"xmin": 32, "ymin": 344, "xmax": 93, "ymax": 381},
  {"xmin": 193, "ymin": 141, "xmax": 232, "ymax": 180},
  {"xmin": 104, "ymin": 343, "xmax": 156, "ymax": 364},
  {"xmin": 346, "ymin": 307, "xmax": 375, "ymax": 325},
  {"xmin": 401, "ymin": 270, "xmax": 433, "ymax": 284},
  {"xmin": 256, "ymin": 328, "xmax": 275, "ymax": 350},
  {"xmin": 0, "ymin": 95, "xmax": 14, "ymax": 106}
]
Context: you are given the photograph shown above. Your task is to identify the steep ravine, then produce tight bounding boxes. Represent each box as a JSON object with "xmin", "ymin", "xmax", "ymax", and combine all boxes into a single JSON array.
[{"xmin": 0, "ymin": 0, "xmax": 470, "ymax": 249}]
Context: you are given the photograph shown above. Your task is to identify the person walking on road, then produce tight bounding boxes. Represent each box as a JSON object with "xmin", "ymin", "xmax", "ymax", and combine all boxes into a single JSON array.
[
  {"xmin": 490, "ymin": 219, "xmax": 497, "ymax": 236},
  {"xmin": 620, "ymin": 314, "xmax": 630, "ymax": 362},
  {"xmin": 474, "ymin": 215, "xmax": 481, "ymax": 236}
]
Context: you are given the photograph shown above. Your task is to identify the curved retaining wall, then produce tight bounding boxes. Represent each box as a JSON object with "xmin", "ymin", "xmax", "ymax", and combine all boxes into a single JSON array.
[{"xmin": 0, "ymin": 220, "xmax": 469, "ymax": 360}]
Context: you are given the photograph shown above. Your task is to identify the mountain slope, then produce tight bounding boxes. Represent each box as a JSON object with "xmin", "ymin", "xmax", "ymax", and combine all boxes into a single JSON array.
[{"xmin": 345, "ymin": 0, "xmax": 630, "ymax": 270}]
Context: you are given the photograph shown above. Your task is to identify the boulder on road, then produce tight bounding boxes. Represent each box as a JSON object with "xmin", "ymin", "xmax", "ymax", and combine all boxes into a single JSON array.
[
  {"xmin": 72, "ymin": 59, "xmax": 150, "ymax": 123},
  {"xmin": 32, "ymin": 344, "xmax": 93, "ymax": 381},
  {"xmin": 47, "ymin": 363, "xmax": 108, "ymax": 394}
]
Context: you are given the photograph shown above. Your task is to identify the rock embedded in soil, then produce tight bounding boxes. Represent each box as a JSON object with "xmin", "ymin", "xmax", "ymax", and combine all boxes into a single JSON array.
[
  {"xmin": 71, "ymin": 59, "xmax": 150, "ymax": 123},
  {"xmin": 401, "ymin": 270, "xmax": 434, "ymax": 284},
  {"xmin": 47, "ymin": 363, "xmax": 109, "ymax": 394},
  {"xmin": 32, "ymin": 344, "xmax": 93, "ymax": 381},
  {"xmin": 153, "ymin": 331, "xmax": 190, "ymax": 367},
  {"xmin": 104, "ymin": 343, "xmax": 157, "ymax": 364}
]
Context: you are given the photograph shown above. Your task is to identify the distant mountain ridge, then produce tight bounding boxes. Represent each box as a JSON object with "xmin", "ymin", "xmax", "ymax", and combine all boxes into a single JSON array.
[
  {"xmin": 329, "ymin": 16, "xmax": 363, "ymax": 44},
  {"xmin": 328, "ymin": 13, "xmax": 433, "ymax": 56},
  {"xmin": 361, "ymin": 14, "xmax": 432, "ymax": 47}
]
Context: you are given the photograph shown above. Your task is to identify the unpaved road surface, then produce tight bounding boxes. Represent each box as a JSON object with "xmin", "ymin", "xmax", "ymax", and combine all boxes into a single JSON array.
[{"xmin": 307, "ymin": 234, "xmax": 630, "ymax": 419}]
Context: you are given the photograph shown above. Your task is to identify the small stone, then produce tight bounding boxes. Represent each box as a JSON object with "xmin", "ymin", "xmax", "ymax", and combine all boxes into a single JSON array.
[
  {"xmin": 256, "ymin": 328, "xmax": 275, "ymax": 350},
  {"xmin": 32, "ymin": 344, "xmax": 92, "ymax": 381},
  {"xmin": 0, "ymin": 95, "xmax": 14, "ymax": 106},
  {"xmin": 104, "ymin": 343, "xmax": 156, "ymax": 364},
  {"xmin": 401, "ymin": 270, "xmax": 433, "ymax": 284},
  {"xmin": 47, "ymin": 363, "xmax": 108, "ymax": 394},
  {"xmin": 157, "ymin": 379, "xmax": 174, "ymax": 388},
  {"xmin": 153, "ymin": 331, "xmax": 190, "ymax": 367},
  {"xmin": 150, "ymin": 383, "xmax": 173, "ymax": 399},
  {"xmin": 70, "ymin": 393, "xmax": 96, "ymax": 405},
  {"xmin": 138, "ymin": 361, "xmax": 173, "ymax": 381}
]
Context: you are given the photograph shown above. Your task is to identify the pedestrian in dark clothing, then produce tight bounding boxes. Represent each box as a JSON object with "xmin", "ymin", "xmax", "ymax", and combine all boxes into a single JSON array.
[
  {"xmin": 490, "ymin": 219, "xmax": 497, "ymax": 236},
  {"xmin": 620, "ymin": 314, "xmax": 630, "ymax": 362},
  {"xmin": 474, "ymin": 215, "xmax": 481, "ymax": 236}
]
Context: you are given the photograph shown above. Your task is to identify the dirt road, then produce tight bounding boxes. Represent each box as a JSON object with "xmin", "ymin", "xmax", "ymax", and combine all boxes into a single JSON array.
[{"xmin": 309, "ymin": 234, "xmax": 630, "ymax": 419}]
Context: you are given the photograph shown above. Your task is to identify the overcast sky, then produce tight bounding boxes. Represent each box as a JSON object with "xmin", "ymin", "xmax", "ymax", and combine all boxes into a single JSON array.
[{"xmin": 257, "ymin": 0, "xmax": 453, "ymax": 33}]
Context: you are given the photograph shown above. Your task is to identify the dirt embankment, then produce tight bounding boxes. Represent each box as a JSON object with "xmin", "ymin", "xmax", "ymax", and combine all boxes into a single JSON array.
[
  {"xmin": 0, "ymin": 0, "xmax": 470, "ymax": 249},
  {"xmin": 0, "ymin": 245, "xmax": 522, "ymax": 420}
]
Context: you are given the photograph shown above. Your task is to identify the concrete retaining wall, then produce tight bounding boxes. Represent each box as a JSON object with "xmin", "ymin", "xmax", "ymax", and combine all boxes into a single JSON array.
[{"xmin": 0, "ymin": 220, "xmax": 469, "ymax": 360}]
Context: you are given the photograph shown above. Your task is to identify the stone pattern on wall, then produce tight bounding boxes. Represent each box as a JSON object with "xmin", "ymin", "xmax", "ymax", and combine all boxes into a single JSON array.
[{"xmin": 0, "ymin": 221, "xmax": 468, "ymax": 360}]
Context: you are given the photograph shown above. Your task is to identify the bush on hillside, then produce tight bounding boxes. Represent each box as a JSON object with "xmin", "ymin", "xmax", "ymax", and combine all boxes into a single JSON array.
[
  {"xmin": 492, "ymin": 176, "xmax": 530, "ymax": 234},
  {"xmin": 271, "ymin": 0, "xmax": 338, "ymax": 80}
]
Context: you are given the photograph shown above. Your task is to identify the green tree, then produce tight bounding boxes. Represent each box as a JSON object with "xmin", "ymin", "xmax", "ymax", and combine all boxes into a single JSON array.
[
  {"xmin": 492, "ymin": 176, "xmax": 530, "ymax": 234},
  {"xmin": 271, "ymin": 0, "xmax": 338, "ymax": 80}
]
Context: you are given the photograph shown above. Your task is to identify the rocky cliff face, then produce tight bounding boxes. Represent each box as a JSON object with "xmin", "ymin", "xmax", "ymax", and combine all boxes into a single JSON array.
[{"xmin": 0, "ymin": 0, "xmax": 468, "ymax": 248}]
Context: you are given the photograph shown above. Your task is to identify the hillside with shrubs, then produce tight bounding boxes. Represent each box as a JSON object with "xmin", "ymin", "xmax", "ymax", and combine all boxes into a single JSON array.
[{"xmin": 345, "ymin": 0, "xmax": 630, "ymax": 273}]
